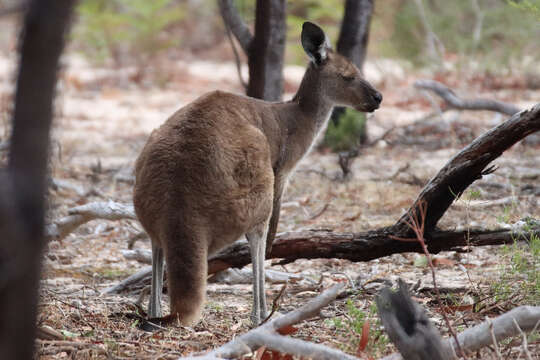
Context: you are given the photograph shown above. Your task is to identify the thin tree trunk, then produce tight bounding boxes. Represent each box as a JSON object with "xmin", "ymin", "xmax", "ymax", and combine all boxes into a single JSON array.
[
  {"xmin": 0, "ymin": 1, "xmax": 74, "ymax": 358},
  {"xmin": 337, "ymin": 0, "xmax": 374, "ymax": 72},
  {"xmin": 247, "ymin": 0, "xmax": 286, "ymax": 101},
  {"xmin": 331, "ymin": 0, "xmax": 375, "ymax": 139}
]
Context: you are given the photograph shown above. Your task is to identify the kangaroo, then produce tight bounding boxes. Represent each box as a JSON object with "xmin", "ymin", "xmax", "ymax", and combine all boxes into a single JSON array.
[{"xmin": 133, "ymin": 21, "xmax": 382, "ymax": 326}]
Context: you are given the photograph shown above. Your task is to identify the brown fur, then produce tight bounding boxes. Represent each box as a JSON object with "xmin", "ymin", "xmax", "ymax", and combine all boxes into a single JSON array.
[{"xmin": 133, "ymin": 47, "xmax": 381, "ymax": 325}]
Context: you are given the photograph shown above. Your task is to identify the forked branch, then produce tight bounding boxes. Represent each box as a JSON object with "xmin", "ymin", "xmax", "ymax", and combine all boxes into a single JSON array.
[
  {"xmin": 414, "ymin": 79, "xmax": 521, "ymax": 115},
  {"xmin": 179, "ymin": 283, "xmax": 358, "ymax": 360}
]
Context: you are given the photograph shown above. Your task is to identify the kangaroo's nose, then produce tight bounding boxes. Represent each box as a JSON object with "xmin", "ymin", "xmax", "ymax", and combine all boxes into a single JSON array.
[{"xmin": 372, "ymin": 91, "xmax": 383, "ymax": 104}]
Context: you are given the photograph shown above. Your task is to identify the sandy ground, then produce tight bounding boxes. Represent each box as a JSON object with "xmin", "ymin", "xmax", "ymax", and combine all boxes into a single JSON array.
[{"xmin": 1, "ymin": 51, "xmax": 539, "ymax": 359}]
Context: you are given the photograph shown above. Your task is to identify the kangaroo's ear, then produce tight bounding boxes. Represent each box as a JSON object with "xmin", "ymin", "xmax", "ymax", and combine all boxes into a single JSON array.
[{"xmin": 301, "ymin": 22, "xmax": 330, "ymax": 66}]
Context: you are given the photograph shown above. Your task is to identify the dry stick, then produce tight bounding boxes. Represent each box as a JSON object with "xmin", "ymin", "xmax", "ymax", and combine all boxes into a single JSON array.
[
  {"xmin": 390, "ymin": 201, "xmax": 467, "ymax": 359},
  {"xmin": 180, "ymin": 284, "xmax": 358, "ymax": 360},
  {"xmin": 45, "ymin": 200, "xmax": 136, "ymax": 241},
  {"xmin": 512, "ymin": 319, "xmax": 533, "ymax": 360},
  {"xmin": 414, "ymin": 79, "xmax": 521, "ymax": 116},
  {"xmin": 380, "ymin": 305, "xmax": 540, "ymax": 360}
]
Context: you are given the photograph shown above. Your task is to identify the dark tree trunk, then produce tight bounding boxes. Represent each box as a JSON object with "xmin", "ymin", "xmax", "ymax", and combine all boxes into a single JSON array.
[
  {"xmin": 337, "ymin": 0, "xmax": 374, "ymax": 72},
  {"xmin": 331, "ymin": 0, "xmax": 375, "ymax": 137},
  {"xmin": 0, "ymin": 1, "xmax": 74, "ymax": 358},
  {"xmin": 247, "ymin": 0, "xmax": 286, "ymax": 101}
]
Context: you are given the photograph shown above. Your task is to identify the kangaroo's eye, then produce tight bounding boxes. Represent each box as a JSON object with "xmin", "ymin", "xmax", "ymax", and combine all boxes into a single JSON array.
[{"xmin": 342, "ymin": 75, "xmax": 355, "ymax": 82}]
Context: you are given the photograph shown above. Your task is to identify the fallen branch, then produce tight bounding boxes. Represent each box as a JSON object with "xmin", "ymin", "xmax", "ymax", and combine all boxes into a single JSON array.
[
  {"xmin": 46, "ymin": 201, "xmax": 135, "ymax": 241},
  {"xmin": 414, "ymin": 79, "xmax": 521, "ymax": 116},
  {"xmin": 378, "ymin": 283, "xmax": 540, "ymax": 360},
  {"xmin": 179, "ymin": 283, "xmax": 359, "ymax": 360},
  {"xmin": 208, "ymin": 224, "xmax": 539, "ymax": 274},
  {"xmin": 392, "ymin": 103, "xmax": 539, "ymax": 235}
]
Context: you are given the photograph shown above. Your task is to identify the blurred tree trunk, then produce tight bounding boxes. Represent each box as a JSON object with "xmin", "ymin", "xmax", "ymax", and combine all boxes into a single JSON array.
[
  {"xmin": 218, "ymin": 0, "xmax": 286, "ymax": 101},
  {"xmin": 331, "ymin": 0, "xmax": 375, "ymax": 143},
  {"xmin": 0, "ymin": 0, "xmax": 74, "ymax": 358}
]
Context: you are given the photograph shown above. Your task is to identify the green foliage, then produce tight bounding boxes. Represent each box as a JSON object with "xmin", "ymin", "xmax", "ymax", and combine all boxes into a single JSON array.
[
  {"xmin": 507, "ymin": 0, "xmax": 540, "ymax": 20},
  {"xmin": 323, "ymin": 109, "xmax": 366, "ymax": 152},
  {"xmin": 381, "ymin": 0, "xmax": 540, "ymax": 66},
  {"xmin": 73, "ymin": 0, "xmax": 184, "ymax": 64},
  {"xmin": 491, "ymin": 226, "xmax": 540, "ymax": 305},
  {"xmin": 329, "ymin": 299, "xmax": 389, "ymax": 356}
]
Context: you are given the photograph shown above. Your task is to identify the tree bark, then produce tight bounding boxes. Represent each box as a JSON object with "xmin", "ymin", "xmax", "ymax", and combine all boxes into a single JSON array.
[
  {"xmin": 246, "ymin": 0, "xmax": 286, "ymax": 101},
  {"xmin": 0, "ymin": 1, "xmax": 74, "ymax": 358},
  {"xmin": 218, "ymin": 0, "xmax": 286, "ymax": 101},
  {"xmin": 337, "ymin": 0, "xmax": 374, "ymax": 72}
]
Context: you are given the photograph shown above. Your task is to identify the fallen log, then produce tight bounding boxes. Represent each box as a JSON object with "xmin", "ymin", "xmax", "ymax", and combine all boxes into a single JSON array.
[{"xmin": 208, "ymin": 223, "xmax": 539, "ymax": 274}]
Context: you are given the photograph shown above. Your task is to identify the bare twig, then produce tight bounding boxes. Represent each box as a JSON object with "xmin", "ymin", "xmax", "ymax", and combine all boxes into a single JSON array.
[
  {"xmin": 414, "ymin": 79, "xmax": 521, "ymax": 116},
  {"xmin": 512, "ymin": 318, "xmax": 533, "ymax": 360},
  {"xmin": 179, "ymin": 284, "xmax": 358, "ymax": 360},
  {"xmin": 488, "ymin": 317, "xmax": 502, "ymax": 360}
]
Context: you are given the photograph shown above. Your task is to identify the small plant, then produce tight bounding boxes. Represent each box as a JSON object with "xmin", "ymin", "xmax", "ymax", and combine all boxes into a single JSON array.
[
  {"xmin": 323, "ymin": 109, "xmax": 366, "ymax": 152},
  {"xmin": 329, "ymin": 298, "xmax": 389, "ymax": 357},
  {"xmin": 491, "ymin": 228, "xmax": 540, "ymax": 305}
]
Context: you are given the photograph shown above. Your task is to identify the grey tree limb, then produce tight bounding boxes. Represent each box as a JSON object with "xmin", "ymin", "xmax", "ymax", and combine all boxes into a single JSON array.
[
  {"xmin": 380, "ymin": 304, "xmax": 540, "ymax": 360},
  {"xmin": 46, "ymin": 201, "xmax": 135, "ymax": 241},
  {"xmin": 217, "ymin": 0, "xmax": 253, "ymax": 54},
  {"xmin": 414, "ymin": 79, "xmax": 521, "ymax": 116},
  {"xmin": 179, "ymin": 283, "xmax": 359, "ymax": 360}
]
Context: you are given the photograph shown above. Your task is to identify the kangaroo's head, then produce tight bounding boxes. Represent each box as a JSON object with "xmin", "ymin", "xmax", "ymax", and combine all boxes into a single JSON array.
[{"xmin": 301, "ymin": 22, "xmax": 382, "ymax": 113}]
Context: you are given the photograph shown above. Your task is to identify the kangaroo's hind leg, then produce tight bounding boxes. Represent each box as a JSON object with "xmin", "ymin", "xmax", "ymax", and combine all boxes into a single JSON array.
[
  {"xmin": 148, "ymin": 242, "xmax": 164, "ymax": 318},
  {"xmin": 246, "ymin": 219, "xmax": 270, "ymax": 326}
]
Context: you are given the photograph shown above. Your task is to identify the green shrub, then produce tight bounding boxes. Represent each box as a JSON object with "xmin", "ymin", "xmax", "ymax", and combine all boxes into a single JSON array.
[
  {"xmin": 73, "ymin": 0, "xmax": 184, "ymax": 65},
  {"xmin": 323, "ymin": 108, "xmax": 366, "ymax": 152}
]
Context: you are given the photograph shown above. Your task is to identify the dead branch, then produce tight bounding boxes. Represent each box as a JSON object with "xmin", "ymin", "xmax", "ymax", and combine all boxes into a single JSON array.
[
  {"xmin": 46, "ymin": 201, "xmax": 135, "ymax": 241},
  {"xmin": 179, "ymin": 283, "xmax": 359, "ymax": 360},
  {"xmin": 392, "ymin": 103, "xmax": 539, "ymax": 235},
  {"xmin": 208, "ymin": 224, "xmax": 539, "ymax": 274},
  {"xmin": 378, "ymin": 284, "xmax": 540, "ymax": 360},
  {"xmin": 452, "ymin": 306, "xmax": 540, "ymax": 355},
  {"xmin": 414, "ymin": 80, "xmax": 521, "ymax": 116},
  {"xmin": 217, "ymin": 0, "xmax": 253, "ymax": 54}
]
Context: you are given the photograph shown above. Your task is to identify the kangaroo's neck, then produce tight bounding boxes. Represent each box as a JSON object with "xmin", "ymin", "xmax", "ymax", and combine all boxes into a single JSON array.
[
  {"xmin": 292, "ymin": 64, "xmax": 334, "ymax": 130},
  {"xmin": 273, "ymin": 64, "xmax": 334, "ymax": 173}
]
